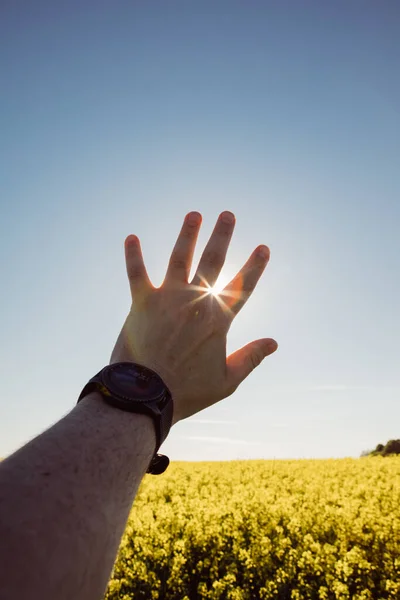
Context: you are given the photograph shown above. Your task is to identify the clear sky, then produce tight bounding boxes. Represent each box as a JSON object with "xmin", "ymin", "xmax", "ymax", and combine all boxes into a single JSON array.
[{"xmin": 1, "ymin": 1, "xmax": 399, "ymax": 461}]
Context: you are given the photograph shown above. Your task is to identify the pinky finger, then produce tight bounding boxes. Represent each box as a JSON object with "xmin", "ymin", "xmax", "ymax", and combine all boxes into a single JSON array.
[{"xmin": 124, "ymin": 235, "xmax": 152, "ymax": 299}]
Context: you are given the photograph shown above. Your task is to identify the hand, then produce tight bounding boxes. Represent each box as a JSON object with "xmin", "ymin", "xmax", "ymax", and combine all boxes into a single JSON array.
[{"xmin": 110, "ymin": 211, "xmax": 278, "ymax": 425}]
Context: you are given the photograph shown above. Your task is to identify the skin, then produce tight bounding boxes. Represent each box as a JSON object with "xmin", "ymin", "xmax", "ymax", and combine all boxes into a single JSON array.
[
  {"xmin": 111, "ymin": 210, "xmax": 277, "ymax": 422},
  {"xmin": 0, "ymin": 211, "xmax": 277, "ymax": 600}
]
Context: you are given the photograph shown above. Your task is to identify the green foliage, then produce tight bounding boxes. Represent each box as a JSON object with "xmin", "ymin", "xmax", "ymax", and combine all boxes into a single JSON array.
[
  {"xmin": 105, "ymin": 458, "xmax": 400, "ymax": 600},
  {"xmin": 363, "ymin": 440, "xmax": 400, "ymax": 457}
]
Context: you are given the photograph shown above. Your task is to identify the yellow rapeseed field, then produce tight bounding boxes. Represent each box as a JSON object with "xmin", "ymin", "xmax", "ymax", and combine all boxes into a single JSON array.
[{"xmin": 105, "ymin": 458, "xmax": 400, "ymax": 600}]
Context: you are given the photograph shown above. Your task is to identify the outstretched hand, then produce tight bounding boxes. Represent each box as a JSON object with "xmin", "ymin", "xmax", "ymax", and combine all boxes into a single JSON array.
[{"xmin": 110, "ymin": 211, "xmax": 278, "ymax": 425}]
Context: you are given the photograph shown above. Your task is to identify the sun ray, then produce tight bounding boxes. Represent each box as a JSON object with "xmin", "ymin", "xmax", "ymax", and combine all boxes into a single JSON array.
[
  {"xmin": 187, "ymin": 291, "xmax": 210, "ymax": 307},
  {"xmin": 212, "ymin": 292, "xmax": 235, "ymax": 319},
  {"xmin": 183, "ymin": 273, "xmax": 244, "ymax": 319},
  {"xmin": 218, "ymin": 288, "xmax": 243, "ymax": 301}
]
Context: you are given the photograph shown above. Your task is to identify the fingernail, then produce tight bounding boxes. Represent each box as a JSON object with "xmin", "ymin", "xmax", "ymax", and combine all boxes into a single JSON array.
[
  {"xmin": 266, "ymin": 339, "xmax": 278, "ymax": 353},
  {"xmin": 187, "ymin": 212, "xmax": 201, "ymax": 225},
  {"xmin": 126, "ymin": 235, "xmax": 138, "ymax": 246},
  {"xmin": 258, "ymin": 245, "xmax": 270, "ymax": 259},
  {"xmin": 221, "ymin": 211, "xmax": 235, "ymax": 224}
]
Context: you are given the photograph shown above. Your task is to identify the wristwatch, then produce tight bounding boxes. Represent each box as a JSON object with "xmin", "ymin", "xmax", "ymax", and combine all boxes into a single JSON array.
[{"xmin": 77, "ymin": 362, "xmax": 174, "ymax": 475}]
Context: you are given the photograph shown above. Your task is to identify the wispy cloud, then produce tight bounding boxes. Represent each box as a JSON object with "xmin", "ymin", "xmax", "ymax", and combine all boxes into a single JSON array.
[
  {"xmin": 307, "ymin": 385, "xmax": 370, "ymax": 392},
  {"xmin": 180, "ymin": 435, "xmax": 264, "ymax": 446},
  {"xmin": 266, "ymin": 384, "xmax": 400, "ymax": 393},
  {"xmin": 184, "ymin": 419, "xmax": 238, "ymax": 425},
  {"xmin": 307, "ymin": 384, "xmax": 400, "ymax": 392}
]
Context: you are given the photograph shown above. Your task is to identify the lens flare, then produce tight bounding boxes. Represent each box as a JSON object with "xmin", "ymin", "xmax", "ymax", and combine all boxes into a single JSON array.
[
  {"xmin": 206, "ymin": 275, "xmax": 229, "ymax": 297},
  {"xmin": 207, "ymin": 284, "xmax": 222, "ymax": 297},
  {"xmin": 187, "ymin": 273, "xmax": 242, "ymax": 320}
]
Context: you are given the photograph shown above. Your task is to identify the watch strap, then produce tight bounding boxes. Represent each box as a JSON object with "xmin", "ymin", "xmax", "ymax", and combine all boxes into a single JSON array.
[{"xmin": 77, "ymin": 364, "xmax": 173, "ymax": 475}]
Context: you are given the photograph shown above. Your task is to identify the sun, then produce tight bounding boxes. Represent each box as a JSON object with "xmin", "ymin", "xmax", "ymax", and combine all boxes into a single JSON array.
[
  {"xmin": 188, "ymin": 272, "xmax": 237, "ymax": 319},
  {"xmin": 206, "ymin": 274, "xmax": 230, "ymax": 297}
]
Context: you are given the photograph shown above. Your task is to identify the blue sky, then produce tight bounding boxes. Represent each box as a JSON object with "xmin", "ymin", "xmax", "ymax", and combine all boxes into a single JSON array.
[{"xmin": 1, "ymin": 1, "xmax": 399, "ymax": 461}]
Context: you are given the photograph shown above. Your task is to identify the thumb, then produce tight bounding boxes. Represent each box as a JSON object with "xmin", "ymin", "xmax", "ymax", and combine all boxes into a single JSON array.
[{"xmin": 225, "ymin": 338, "xmax": 278, "ymax": 393}]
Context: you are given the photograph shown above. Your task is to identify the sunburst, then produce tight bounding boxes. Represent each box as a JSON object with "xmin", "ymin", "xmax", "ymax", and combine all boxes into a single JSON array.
[
  {"xmin": 206, "ymin": 274, "xmax": 230, "ymax": 297},
  {"xmin": 188, "ymin": 273, "xmax": 240, "ymax": 319}
]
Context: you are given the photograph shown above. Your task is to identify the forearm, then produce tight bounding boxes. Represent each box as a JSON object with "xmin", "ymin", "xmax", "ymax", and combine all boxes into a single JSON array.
[{"xmin": 0, "ymin": 392, "xmax": 156, "ymax": 600}]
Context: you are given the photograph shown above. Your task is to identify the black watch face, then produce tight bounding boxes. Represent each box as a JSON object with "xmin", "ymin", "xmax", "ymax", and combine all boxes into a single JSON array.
[{"xmin": 104, "ymin": 363, "xmax": 166, "ymax": 402}]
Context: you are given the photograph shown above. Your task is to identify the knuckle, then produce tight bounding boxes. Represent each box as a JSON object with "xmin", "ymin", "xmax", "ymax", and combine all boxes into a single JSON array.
[
  {"xmin": 217, "ymin": 221, "xmax": 233, "ymax": 236},
  {"xmin": 241, "ymin": 270, "xmax": 260, "ymax": 293},
  {"xmin": 183, "ymin": 225, "xmax": 197, "ymax": 237},
  {"xmin": 241, "ymin": 278, "xmax": 254, "ymax": 293},
  {"xmin": 219, "ymin": 227, "xmax": 232, "ymax": 238},
  {"xmin": 127, "ymin": 264, "xmax": 143, "ymax": 280},
  {"xmin": 170, "ymin": 256, "xmax": 187, "ymax": 270},
  {"xmin": 204, "ymin": 250, "xmax": 223, "ymax": 267},
  {"xmin": 249, "ymin": 351, "xmax": 264, "ymax": 370}
]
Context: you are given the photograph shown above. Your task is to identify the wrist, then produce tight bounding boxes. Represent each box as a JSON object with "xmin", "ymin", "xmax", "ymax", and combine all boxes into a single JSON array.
[{"xmin": 77, "ymin": 392, "xmax": 157, "ymax": 461}]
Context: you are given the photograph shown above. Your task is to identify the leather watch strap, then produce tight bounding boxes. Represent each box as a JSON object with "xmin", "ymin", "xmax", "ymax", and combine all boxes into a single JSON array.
[
  {"xmin": 147, "ymin": 388, "xmax": 173, "ymax": 474},
  {"xmin": 77, "ymin": 364, "xmax": 174, "ymax": 475}
]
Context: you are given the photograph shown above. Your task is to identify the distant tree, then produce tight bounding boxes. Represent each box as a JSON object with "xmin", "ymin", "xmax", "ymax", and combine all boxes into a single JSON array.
[
  {"xmin": 382, "ymin": 439, "xmax": 400, "ymax": 455},
  {"xmin": 361, "ymin": 440, "xmax": 400, "ymax": 457}
]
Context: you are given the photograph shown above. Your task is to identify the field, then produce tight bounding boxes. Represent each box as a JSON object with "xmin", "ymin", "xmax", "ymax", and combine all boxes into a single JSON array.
[{"xmin": 105, "ymin": 458, "xmax": 400, "ymax": 600}]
